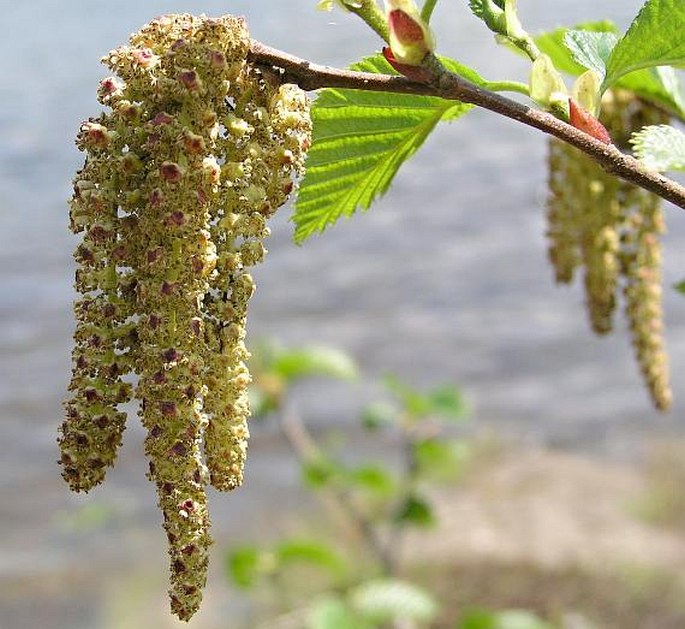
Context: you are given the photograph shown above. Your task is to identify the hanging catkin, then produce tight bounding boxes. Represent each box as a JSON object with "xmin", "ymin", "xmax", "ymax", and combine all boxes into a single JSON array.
[
  {"xmin": 60, "ymin": 14, "xmax": 311, "ymax": 620},
  {"xmin": 545, "ymin": 89, "xmax": 671, "ymax": 410}
]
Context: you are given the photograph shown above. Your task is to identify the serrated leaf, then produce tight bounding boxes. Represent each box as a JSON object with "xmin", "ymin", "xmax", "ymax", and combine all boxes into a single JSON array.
[
  {"xmin": 293, "ymin": 55, "xmax": 479, "ymax": 242},
  {"xmin": 536, "ymin": 23, "xmax": 685, "ymax": 117},
  {"xmin": 309, "ymin": 596, "xmax": 372, "ymax": 629},
  {"xmin": 630, "ymin": 124, "xmax": 685, "ymax": 171},
  {"xmin": 272, "ymin": 346, "xmax": 358, "ymax": 382},
  {"xmin": 350, "ymin": 579, "xmax": 439, "ymax": 622},
  {"xmin": 564, "ymin": 30, "xmax": 618, "ymax": 80},
  {"xmin": 536, "ymin": 22, "xmax": 618, "ymax": 75},
  {"xmin": 275, "ymin": 539, "xmax": 348, "ymax": 578},
  {"xmin": 604, "ymin": 0, "xmax": 685, "ymax": 91}
]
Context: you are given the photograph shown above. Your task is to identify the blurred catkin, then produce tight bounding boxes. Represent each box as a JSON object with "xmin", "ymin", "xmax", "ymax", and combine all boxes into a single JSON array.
[
  {"xmin": 61, "ymin": 14, "xmax": 311, "ymax": 620},
  {"xmin": 546, "ymin": 89, "xmax": 671, "ymax": 410}
]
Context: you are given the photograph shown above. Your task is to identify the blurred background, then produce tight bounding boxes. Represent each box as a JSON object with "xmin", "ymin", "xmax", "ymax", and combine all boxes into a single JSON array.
[{"xmin": 2, "ymin": 1, "xmax": 685, "ymax": 627}]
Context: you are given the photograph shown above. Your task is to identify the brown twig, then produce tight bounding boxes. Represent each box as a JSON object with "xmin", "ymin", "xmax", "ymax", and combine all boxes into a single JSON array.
[{"xmin": 248, "ymin": 41, "xmax": 685, "ymax": 211}]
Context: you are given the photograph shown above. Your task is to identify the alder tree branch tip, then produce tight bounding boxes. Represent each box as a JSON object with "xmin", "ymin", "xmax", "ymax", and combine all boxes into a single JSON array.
[{"xmin": 248, "ymin": 41, "xmax": 685, "ymax": 211}]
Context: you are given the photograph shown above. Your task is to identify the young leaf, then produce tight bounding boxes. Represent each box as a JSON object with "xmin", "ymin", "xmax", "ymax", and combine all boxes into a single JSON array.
[
  {"xmin": 394, "ymin": 493, "xmax": 436, "ymax": 527},
  {"xmin": 302, "ymin": 458, "xmax": 342, "ymax": 488},
  {"xmin": 383, "ymin": 374, "xmax": 433, "ymax": 418},
  {"xmin": 468, "ymin": 0, "xmax": 506, "ymax": 34},
  {"xmin": 275, "ymin": 539, "xmax": 348, "ymax": 578},
  {"xmin": 427, "ymin": 384, "xmax": 467, "ymax": 420},
  {"xmin": 459, "ymin": 609, "xmax": 552, "ymax": 629},
  {"xmin": 293, "ymin": 55, "xmax": 480, "ymax": 243},
  {"xmin": 603, "ymin": 0, "xmax": 685, "ymax": 91},
  {"xmin": 536, "ymin": 23, "xmax": 685, "ymax": 117},
  {"xmin": 349, "ymin": 579, "xmax": 439, "ymax": 623},
  {"xmin": 615, "ymin": 65, "xmax": 685, "ymax": 118},
  {"xmin": 224, "ymin": 546, "xmax": 264, "ymax": 589},
  {"xmin": 360, "ymin": 401, "xmax": 399, "ymax": 430},
  {"xmin": 630, "ymin": 124, "xmax": 685, "ymax": 171},
  {"xmin": 536, "ymin": 22, "xmax": 618, "ymax": 75},
  {"xmin": 564, "ymin": 30, "xmax": 618, "ymax": 79},
  {"xmin": 414, "ymin": 438, "xmax": 470, "ymax": 480},
  {"xmin": 347, "ymin": 464, "xmax": 397, "ymax": 496},
  {"xmin": 309, "ymin": 596, "xmax": 373, "ymax": 629},
  {"xmin": 272, "ymin": 346, "xmax": 358, "ymax": 382}
]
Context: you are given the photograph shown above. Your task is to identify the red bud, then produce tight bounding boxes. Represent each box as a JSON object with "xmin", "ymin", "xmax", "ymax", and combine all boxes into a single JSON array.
[
  {"xmin": 382, "ymin": 47, "xmax": 432, "ymax": 83},
  {"xmin": 569, "ymin": 98, "xmax": 611, "ymax": 145}
]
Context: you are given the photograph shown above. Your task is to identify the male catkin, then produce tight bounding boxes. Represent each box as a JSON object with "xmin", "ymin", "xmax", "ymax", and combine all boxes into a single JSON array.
[
  {"xmin": 546, "ymin": 89, "xmax": 671, "ymax": 410},
  {"xmin": 60, "ymin": 14, "xmax": 311, "ymax": 620}
]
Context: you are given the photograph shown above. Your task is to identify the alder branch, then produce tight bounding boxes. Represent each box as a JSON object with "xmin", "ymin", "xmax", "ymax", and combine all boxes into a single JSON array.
[{"xmin": 248, "ymin": 41, "xmax": 685, "ymax": 211}]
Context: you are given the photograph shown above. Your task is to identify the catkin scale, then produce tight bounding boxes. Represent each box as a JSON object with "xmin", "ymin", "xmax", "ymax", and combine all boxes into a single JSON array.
[{"xmin": 61, "ymin": 14, "xmax": 311, "ymax": 620}]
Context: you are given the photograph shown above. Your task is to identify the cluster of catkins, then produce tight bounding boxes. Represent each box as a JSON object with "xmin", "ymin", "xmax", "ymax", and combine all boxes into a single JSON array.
[
  {"xmin": 59, "ymin": 14, "xmax": 311, "ymax": 620},
  {"xmin": 547, "ymin": 90, "xmax": 671, "ymax": 411}
]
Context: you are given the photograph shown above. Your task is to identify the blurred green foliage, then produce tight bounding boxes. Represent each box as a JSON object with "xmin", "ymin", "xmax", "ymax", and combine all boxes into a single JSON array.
[{"xmin": 222, "ymin": 342, "xmax": 551, "ymax": 628}]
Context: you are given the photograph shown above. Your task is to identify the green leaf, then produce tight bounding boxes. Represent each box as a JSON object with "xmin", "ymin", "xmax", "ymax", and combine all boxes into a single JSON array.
[
  {"xmin": 494, "ymin": 610, "xmax": 553, "ymax": 629},
  {"xmin": 394, "ymin": 494, "xmax": 436, "ymax": 528},
  {"xmin": 428, "ymin": 384, "xmax": 467, "ymax": 420},
  {"xmin": 383, "ymin": 375, "xmax": 467, "ymax": 420},
  {"xmin": 604, "ymin": 0, "xmax": 685, "ymax": 91},
  {"xmin": 414, "ymin": 438, "xmax": 470, "ymax": 480},
  {"xmin": 275, "ymin": 539, "xmax": 348, "ymax": 578},
  {"xmin": 675, "ymin": 279, "xmax": 685, "ymax": 295},
  {"xmin": 536, "ymin": 23, "xmax": 685, "ymax": 117},
  {"xmin": 272, "ymin": 346, "xmax": 358, "ymax": 382},
  {"xmin": 459, "ymin": 609, "xmax": 499, "ymax": 629},
  {"xmin": 224, "ymin": 546, "xmax": 264, "ymax": 589},
  {"xmin": 302, "ymin": 458, "xmax": 341, "ymax": 488},
  {"xmin": 468, "ymin": 0, "xmax": 506, "ymax": 33},
  {"xmin": 630, "ymin": 124, "xmax": 685, "ymax": 171},
  {"xmin": 350, "ymin": 579, "xmax": 439, "ymax": 623},
  {"xmin": 293, "ymin": 55, "xmax": 479, "ymax": 243},
  {"xmin": 459, "ymin": 609, "xmax": 552, "ymax": 629},
  {"xmin": 360, "ymin": 401, "xmax": 399, "ymax": 430},
  {"xmin": 564, "ymin": 30, "xmax": 618, "ymax": 79},
  {"xmin": 309, "ymin": 596, "xmax": 373, "ymax": 629},
  {"xmin": 535, "ymin": 21, "xmax": 618, "ymax": 75},
  {"xmin": 347, "ymin": 464, "xmax": 397, "ymax": 496}
]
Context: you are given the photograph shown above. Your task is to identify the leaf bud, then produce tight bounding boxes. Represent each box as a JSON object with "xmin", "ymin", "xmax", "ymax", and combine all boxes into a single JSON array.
[{"xmin": 385, "ymin": 0, "xmax": 435, "ymax": 66}]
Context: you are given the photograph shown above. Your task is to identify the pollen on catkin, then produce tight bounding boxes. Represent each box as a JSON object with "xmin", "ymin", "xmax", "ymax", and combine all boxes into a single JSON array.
[
  {"xmin": 61, "ymin": 14, "xmax": 311, "ymax": 621},
  {"xmin": 545, "ymin": 89, "xmax": 671, "ymax": 410}
]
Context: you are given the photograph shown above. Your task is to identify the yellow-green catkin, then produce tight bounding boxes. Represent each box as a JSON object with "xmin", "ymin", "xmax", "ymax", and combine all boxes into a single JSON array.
[
  {"xmin": 60, "ymin": 119, "xmax": 136, "ymax": 491},
  {"xmin": 202, "ymin": 76, "xmax": 311, "ymax": 491},
  {"xmin": 620, "ymin": 187, "xmax": 671, "ymax": 411},
  {"xmin": 546, "ymin": 141, "xmax": 621, "ymax": 333},
  {"xmin": 545, "ymin": 89, "xmax": 671, "ymax": 409},
  {"xmin": 62, "ymin": 14, "xmax": 311, "ymax": 621}
]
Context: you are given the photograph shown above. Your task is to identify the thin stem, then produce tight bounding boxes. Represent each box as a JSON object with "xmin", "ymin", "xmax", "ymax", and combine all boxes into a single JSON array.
[
  {"xmin": 278, "ymin": 402, "xmax": 395, "ymax": 575},
  {"xmin": 348, "ymin": 0, "xmax": 389, "ymax": 43},
  {"xmin": 421, "ymin": 0, "xmax": 439, "ymax": 23},
  {"xmin": 248, "ymin": 41, "xmax": 685, "ymax": 211},
  {"xmin": 513, "ymin": 35, "xmax": 541, "ymax": 62},
  {"xmin": 483, "ymin": 79, "xmax": 530, "ymax": 96}
]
